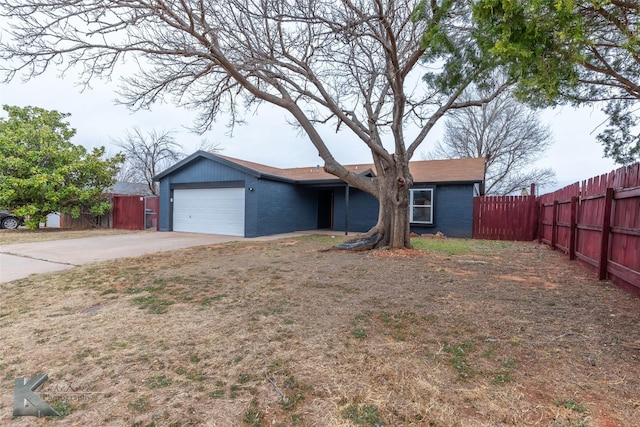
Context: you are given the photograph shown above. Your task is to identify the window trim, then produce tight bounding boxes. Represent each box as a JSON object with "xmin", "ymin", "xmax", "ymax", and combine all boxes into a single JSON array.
[{"xmin": 409, "ymin": 188, "xmax": 434, "ymax": 224}]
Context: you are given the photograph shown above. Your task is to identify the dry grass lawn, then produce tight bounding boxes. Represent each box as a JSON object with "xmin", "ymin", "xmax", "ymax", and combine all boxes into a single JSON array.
[
  {"xmin": 0, "ymin": 228, "xmax": 140, "ymax": 245},
  {"xmin": 0, "ymin": 235, "xmax": 639, "ymax": 426}
]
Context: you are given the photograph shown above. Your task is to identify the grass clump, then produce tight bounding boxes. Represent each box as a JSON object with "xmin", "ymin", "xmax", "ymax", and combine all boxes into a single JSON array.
[
  {"xmin": 128, "ymin": 396, "xmax": 150, "ymax": 412},
  {"xmin": 209, "ymin": 389, "xmax": 225, "ymax": 399},
  {"xmin": 351, "ymin": 328, "xmax": 367, "ymax": 339},
  {"xmin": 132, "ymin": 295, "xmax": 173, "ymax": 314},
  {"xmin": 492, "ymin": 358, "xmax": 517, "ymax": 385},
  {"xmin": 280, "ymin": 376, "xmax": 310, "ymax": 411},
  {"xmin": 351, "ymin": 312, "xmax": 369, "ymax": 339},
  {"xmin": 243, "ymin": 398, "xmax": 262, "ymax": 426},
  {"xmin": 146, "ymin": 374, "xmax": 172, "ymax": 389},
  {"xmin": 443, "ymin": 340, "xmax": 477, "ymax": 380},
  {"xmin": 551, "ymin": 398, "xmax": 590, "ymax": 427},
  {"xmin": 341, "ymin": 402, "xmax": 386, "ymax": 426},
  {"xmin": 48, "ymin": 400, "xmax": 75, "ymax": 417},
  {"xmin": 201, "ymin": 293, "xmax": 228, "ymax": 306},
  {"xmin": 554, "ymin": 398, "xmax": 587, "ymax": 413},
  {"xmin": 238, "ymin": 373, "xmax": 252, "ymax": 384}
]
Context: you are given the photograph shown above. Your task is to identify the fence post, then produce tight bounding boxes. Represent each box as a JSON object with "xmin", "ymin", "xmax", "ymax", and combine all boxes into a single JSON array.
[
  {"xmin": 569, "ymin": 196, "xmax": 577, "ymax": 261},
  {"xmin": 537, "ymin": 202, "xmax": 543, "ymax": 244},
  {"xmin": 551, "ymin": 200, "xmax": 558, "ymax": 250},
  {"xmin": 528, "ymin": 194, "xmax": 537, "ymax": 241},
  {"xmin": 598, "ymin": 188, "xmax": 614, "ymax": 280}
]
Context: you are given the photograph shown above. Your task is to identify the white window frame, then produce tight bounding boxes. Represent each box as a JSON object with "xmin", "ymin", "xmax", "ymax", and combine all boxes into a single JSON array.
[{"xmin": 410, "ymin": 188, "xmax": 434, "ymax": 224}]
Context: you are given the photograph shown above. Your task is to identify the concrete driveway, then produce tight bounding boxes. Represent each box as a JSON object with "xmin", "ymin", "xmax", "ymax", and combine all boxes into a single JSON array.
[{"xmin": 0, "ymin": 232, "xmax": 255, "ymax": 283}]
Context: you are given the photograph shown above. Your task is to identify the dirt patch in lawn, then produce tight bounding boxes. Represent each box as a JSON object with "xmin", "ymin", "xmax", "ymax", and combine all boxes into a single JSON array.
[{"xmin": 0, "ymin": 236, "xmax": 638, "ymax": 426}]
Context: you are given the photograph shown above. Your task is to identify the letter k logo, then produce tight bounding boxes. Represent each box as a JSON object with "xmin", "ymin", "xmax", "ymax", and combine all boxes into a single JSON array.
[{"xmin": 13, "ymin": 373, "xmax": 60, "ymax": 417}]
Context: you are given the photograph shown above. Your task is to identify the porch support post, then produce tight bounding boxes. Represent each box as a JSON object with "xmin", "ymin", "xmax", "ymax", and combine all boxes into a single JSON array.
[{"xmin": 344, "ymin": 184, "xmax": 350, "ymax": 235}]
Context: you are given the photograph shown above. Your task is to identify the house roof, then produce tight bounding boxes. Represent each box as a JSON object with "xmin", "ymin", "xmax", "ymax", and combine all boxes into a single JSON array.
[
  {"xmin": 107, "ymin": 181, "xmax": 155, "ymax": 196},
  {"xmin": 154, "ymin": 151, "xmax": 485, "ymax": 184}
]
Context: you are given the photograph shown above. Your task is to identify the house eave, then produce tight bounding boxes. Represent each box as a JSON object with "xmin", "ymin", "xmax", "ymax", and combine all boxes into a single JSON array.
[
  {"xmin": 412, "ymin": 179, "xmax": 483, "ymax": 186},
  {"xmin": 256, "ymin": 173, "xmax": 297, "ymax": 184},
  {"xmin": 152, "ymin": 151, "xmax": 266, "ymax": 181}
]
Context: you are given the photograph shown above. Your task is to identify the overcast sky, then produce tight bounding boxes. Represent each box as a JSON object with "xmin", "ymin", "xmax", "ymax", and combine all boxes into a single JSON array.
[{"xmin": 0, "ymin": 69, "xmax": 620, "ymax": 194}]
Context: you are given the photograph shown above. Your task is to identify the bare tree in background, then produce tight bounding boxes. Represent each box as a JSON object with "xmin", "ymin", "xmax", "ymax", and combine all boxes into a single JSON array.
[
  {"xmin": 114, "ymin": 129, "xmax": 223, "ymax": 195},
  {"xmin": 0, "ymin": 0, "xmax": 507, "ymax": 249},
  {"xmin": 113, "ymin": 128, "xmax": 183, "ymax": 196},
  {"xmin": 428, "ymin": 87, "xmax": 556, "ymax": 195},
  {"xmin": 193, "ymin": 139, "xmax": 223, "ymax": 155}
]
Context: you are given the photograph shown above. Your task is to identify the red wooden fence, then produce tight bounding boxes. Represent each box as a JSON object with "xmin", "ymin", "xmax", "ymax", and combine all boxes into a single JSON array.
[
  {"xmin": 539, "ymin": 163, "xmax": 640, "ymax": 295},
  {"xmin": 112, "ymin": 196, "xmax": 159, "ymax": 230},
  {"xmin": 473, "ymin": 193, "xmax": 537, "ymax": 241},
  {"xmin": 474, "ymin": 163, "xmax": 640, "ymax": 295},
  {"xmin": 112, "ymin": 195, "xmax": 145, "ymax": 230},
  {"xmin": 537, "ymin": 183, "xmax": 580, "ymax": 257}
]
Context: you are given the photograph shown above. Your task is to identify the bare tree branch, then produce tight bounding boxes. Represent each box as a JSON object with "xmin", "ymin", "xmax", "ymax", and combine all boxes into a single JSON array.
[
  {"xmin": 112, "ymin": 128, "xmax": 183, "ymax": 196},
  {"xmin": 428, "ymin": 83, "xmax": 557, "ymax": 195}
]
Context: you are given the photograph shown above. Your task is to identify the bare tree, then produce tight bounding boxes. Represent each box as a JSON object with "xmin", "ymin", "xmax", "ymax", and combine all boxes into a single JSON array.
[
  {"xmin": 428, "ymin": 86, "xmax": 556, "ymax": 195},
  {"xmin": 194, "ymin": 138, "xmax": 223, "ymax": 154},
  {"xmin": 0, "ymin": 0, "xmax": 505, "ymax": 248},
  {"xmin": 114, "ymin": 130, "xmax": 222, "ymax": 194},
  {"xmin": 114, "ymin": 161, "xmax": 138, "ymax": 184},
  {"xmin": 113, "ymin": 128, "xmax": 183, "ymax": 196}
]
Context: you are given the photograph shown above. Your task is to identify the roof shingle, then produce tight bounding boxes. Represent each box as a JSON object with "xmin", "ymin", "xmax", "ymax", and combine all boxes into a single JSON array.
[{"xmin": 217, "ymin": 154, "xmax": 485, "ymax": 183}]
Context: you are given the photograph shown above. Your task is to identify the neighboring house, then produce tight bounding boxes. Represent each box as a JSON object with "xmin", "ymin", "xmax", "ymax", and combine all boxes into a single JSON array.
[
  {"xmin": 109, "ymin": 181, "xmax": 155, "ymax": 198},
  {"xmin": 153, "ymin": 151, "xmax": 485, "ymax": 238}
]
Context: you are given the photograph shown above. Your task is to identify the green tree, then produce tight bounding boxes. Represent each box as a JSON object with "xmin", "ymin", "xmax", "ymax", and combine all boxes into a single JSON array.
[
  {"xmin": 0, "ymin": 105, "xmax": 124, "ymax": 228},
  {"xmin": 473, "ymin": 0, "xmax": 640, "ymax": 164},
  {"xmin": 0, "ymin": 0, "xmax": 505, "ymax": 249}
]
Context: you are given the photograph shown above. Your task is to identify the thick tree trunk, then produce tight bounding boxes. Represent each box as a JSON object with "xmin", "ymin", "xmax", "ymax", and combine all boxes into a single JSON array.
[
  {"xmin": 373, "ymin": 173, "xmax": 411, "ymax": 249},
  {"xmin": 337, "ymin": 158, "xmax": 412, "ymax": 250}
]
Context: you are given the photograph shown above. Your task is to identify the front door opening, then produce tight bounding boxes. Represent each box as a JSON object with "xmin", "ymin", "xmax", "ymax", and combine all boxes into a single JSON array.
[{"xmin": 317, "ymin": 190, "xmax": 334, "ymax": 229}]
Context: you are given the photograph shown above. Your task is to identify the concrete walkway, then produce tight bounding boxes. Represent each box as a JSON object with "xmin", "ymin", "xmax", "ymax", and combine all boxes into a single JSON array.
[{"xmin": 0, "ymin": 230, "xmax": 338, "ymax": 283}]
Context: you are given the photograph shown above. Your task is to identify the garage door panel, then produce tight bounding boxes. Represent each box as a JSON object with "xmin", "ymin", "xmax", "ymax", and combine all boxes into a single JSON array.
[{"xmin": 173, "ymin": 188, "xmax": 245, "ymax": 236}]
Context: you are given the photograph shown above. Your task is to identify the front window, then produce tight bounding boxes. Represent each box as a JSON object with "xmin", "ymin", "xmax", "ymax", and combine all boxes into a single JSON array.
[{"xmin": 410, "ymin": 188, "xmax": 433, "ymax": 224}]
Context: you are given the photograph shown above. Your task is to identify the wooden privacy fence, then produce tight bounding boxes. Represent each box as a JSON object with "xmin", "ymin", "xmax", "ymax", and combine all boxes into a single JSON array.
[
  {"xmin": 473, "ymin": 186, "xmax": 537, "ymax": 241},
  {"xmin": 112, "ymin": 196, "xmax": 158, "ymax": 230},
  {"xmin": 473, "ymin": 163, "xmax": 640, "ymax": 295},
  {"xmin": 538, "ymin": 163, "xmax": 640, "ymax": 295}
]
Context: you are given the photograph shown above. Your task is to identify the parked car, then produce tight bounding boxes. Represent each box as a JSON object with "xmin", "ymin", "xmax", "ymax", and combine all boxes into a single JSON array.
[{"xmin": 0, "ymin": 210, "xmax": 23, "ymax": 229}]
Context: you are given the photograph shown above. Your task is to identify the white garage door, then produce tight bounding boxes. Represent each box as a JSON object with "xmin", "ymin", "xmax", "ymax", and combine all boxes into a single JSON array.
[{"xmin": 173, "ymin": 187, "xmax": 245, "ymax": 236}]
